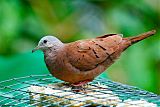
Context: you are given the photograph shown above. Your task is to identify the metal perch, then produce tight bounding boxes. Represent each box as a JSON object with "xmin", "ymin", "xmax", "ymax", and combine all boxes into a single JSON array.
[{"xmin": 0, "ymin": 74, "xmax": 159, "ymax": 107}]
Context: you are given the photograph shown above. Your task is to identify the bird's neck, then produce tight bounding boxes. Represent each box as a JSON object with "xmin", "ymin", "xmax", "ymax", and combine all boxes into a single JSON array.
[
  {"xmin": 44, "ymin": 45, "xmax": 64, "ymax": 70},
  {"xmin": 43, "ymin": 49, "xmax": 57, "ymax": 72},
  {"xmin": 44, "ymin": 44, "xmax": 63, "ymax": 58},
  {"xmin": 43, "ymin": 44, "xmax": 63, "ymax": 71}
]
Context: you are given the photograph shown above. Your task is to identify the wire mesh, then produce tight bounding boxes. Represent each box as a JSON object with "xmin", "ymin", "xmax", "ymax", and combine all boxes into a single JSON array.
[{"xmin": 0, "ymin": 74, "xmax": 159, "ymax": 107}]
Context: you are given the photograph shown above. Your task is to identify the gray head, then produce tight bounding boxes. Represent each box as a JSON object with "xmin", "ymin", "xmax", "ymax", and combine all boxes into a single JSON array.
[{"xmin": 32, "ymin": 36, "xmax": 63, "ymax": 53}]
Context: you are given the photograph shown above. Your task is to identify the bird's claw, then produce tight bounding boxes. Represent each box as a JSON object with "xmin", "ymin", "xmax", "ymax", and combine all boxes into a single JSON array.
[
  {"xmin": 71, "ymin": 85, "xmax": 87, "ymax": 93},
  {"xmin": 70, "ymin": 81, "xmax": 91, "ymax": 93}
]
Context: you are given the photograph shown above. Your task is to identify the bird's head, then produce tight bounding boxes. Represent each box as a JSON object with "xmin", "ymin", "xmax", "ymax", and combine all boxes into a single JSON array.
[{"xmin": 32, "ymin": 36, "xmax": 63, "ymax": 53}]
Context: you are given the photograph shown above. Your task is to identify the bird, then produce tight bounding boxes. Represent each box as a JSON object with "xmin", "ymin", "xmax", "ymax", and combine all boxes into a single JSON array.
[{"xmin": 32, "ymin": 30, "xmax": 156, "ymax": 86}]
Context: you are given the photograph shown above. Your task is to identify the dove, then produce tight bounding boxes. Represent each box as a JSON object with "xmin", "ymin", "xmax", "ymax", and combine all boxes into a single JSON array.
[{"xmin": 32, "ymin": 30, "xmax": 156, "ymax": 86}]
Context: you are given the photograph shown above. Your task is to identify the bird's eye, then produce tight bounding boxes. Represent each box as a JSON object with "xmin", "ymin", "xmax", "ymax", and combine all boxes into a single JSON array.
[{"xmin": 43, "ymin": 40, "xmax": 47, "ymax": 44}]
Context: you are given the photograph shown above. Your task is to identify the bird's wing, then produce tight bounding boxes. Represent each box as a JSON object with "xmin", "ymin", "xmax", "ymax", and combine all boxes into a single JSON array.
[{"xmin": 65, "ymin": 34, "xmax": 123, "ymax": 71}]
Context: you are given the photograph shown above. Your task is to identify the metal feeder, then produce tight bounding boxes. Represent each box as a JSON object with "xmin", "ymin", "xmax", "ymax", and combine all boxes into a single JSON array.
[{"xmin": 0, "ymin": 74, "xmax": 159, "ymax": 107}]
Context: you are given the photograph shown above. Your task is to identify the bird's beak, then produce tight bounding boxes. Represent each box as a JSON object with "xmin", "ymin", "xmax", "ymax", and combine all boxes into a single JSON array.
[{"xmin": 32, "ymin": 46, "xmax": 40, "ymax": 53}]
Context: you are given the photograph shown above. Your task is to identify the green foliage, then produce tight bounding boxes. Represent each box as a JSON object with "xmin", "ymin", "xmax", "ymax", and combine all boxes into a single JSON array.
[{"xmin": 0, "ymin": 0, "xmax": 159, "ymax": 94}]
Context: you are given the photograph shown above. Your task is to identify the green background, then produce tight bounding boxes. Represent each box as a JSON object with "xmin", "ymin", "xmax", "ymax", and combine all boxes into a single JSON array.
[{"xmin": 0, "ymin": 0, "xmax": 160, "ymax": 94}]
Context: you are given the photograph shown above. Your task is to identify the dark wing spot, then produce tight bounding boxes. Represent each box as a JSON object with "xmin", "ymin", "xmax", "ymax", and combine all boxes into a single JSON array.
[
  {"xmin": 95, "ymin": 44, "xmax": 106, "ymax": 50},
  {"xmin": 106, "ymin": 52, "xmax": 110, "ymax": 56},
  {"xmin": 92, "ymin": 49, "xmax": 99, "ymax": 58},
  {"xmin": 92, "ymin": 41, "xmax": 95, "ymax": 43}
]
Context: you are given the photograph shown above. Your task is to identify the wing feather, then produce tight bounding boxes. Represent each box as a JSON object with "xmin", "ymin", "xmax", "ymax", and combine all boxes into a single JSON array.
[{"xmin": 65, "ymin": 34, "xmax": 122, "ymax": 71}]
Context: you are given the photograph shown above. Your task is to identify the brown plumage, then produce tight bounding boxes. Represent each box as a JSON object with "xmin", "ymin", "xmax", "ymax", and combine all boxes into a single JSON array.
[{"xmin": 32, "ymin": 30, "xmax": 156, "ymax": 86}]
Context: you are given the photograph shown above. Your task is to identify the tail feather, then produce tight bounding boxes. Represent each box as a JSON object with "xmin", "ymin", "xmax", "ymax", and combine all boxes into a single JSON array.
[
  {"xmin": 120, "ymin": 30, "xmax": 156, "ymax": 51},
  {"xmin": 126, "ymin": 30, "xmax": 156, "ymax": 44}
]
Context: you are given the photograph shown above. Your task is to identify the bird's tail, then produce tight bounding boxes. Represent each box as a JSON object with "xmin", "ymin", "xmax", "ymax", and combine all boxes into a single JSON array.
[
  {"xmin": 126, "ymin": 30, "xmax": 156, "ymax": 45},
  {"xmin": 121, "ymin": 30, "xmax": 156, "ymax": 51}
]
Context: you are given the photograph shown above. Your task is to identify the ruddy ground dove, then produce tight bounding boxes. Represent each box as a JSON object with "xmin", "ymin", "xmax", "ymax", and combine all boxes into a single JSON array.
[{"xmin": 32, "ymin": 30, "xmax": 156, "ymax": 86}]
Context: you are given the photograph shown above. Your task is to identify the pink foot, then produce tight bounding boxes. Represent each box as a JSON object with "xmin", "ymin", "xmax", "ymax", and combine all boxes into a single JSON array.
[{"xmin": 71, "ymin": 80, "xmax": 92, "ymax": 87}]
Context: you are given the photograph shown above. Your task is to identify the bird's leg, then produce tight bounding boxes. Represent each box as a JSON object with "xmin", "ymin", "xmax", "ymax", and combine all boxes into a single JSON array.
[
  {"xmin": 71, "ymin": 80, "xmax": 91, "ymax": 87},
  {"xmin": 70, "ymin": 80, "xmax": 92, "ymax": 92}
]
